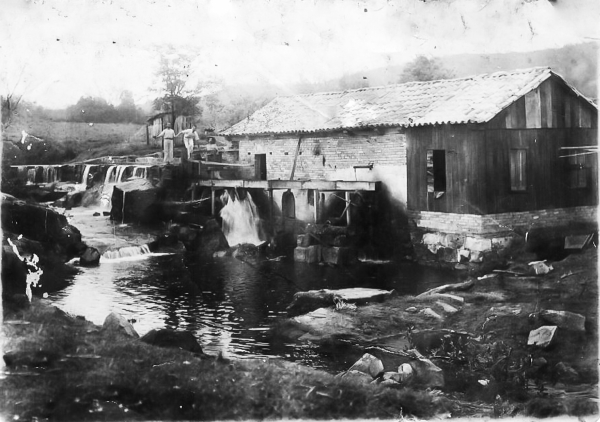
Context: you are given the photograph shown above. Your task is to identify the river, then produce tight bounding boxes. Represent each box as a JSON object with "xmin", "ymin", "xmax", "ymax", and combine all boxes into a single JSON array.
[{"xmin": 44, "ymin": 205, "xmax": 460, "ymax": 372}]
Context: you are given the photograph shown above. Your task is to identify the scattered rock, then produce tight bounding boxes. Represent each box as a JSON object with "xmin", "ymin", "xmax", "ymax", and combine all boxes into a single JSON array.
[
  {"xmin": 540, "ymin": 310, "xmax": 586, "ymax": 332},
  {"xmin": 527, "ymin": 326, "xmax": 557, "ymax": 348},
  {"xmin": 348, "ymin": 353, "xmax": 384, "ymax": 378},
  {"xmin": 397, "ymin": 363, "xmax": 414, "ymax": 382},
  {"xmin": 419, "ymin": 307, "xmax": 443, "ymax": 320},
  {"xmin": 93, "ymin": 212, "xmax": 101, "ymax": 217},
  {"xmin": 140, "ymin": 329, "xmax": 203, "ymax": 354},
  {"xmin": 336, "ymin": 370, "xmax": 373, "ymax": 384},
  {"xmin": 405, "ymin": 306, "xmax": 418, "ymax": 313},
  {"xmin": 435, "ymin": 301, "xmax": 459, "ymax": 314},
  {"xmin": 80, "ymin": 246, "xmax": 101, "ymax": 267},
  {"xmin": 103, "ymin": 312, "xmax": 139, "ymax": 338},
  {"xmin": 212, "ymin": 250, "xmax": 227, "ymax": 258},
  {"xmin": 528, "ymin": 260, "xmax": 553, "ymax": 275},
  {"xmin": 382, "ymin": 371, "xmax": 402, "ymax": 383}
]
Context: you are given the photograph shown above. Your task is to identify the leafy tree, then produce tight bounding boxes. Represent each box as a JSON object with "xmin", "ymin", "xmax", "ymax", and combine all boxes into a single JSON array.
[
  {"xmin": 152, "ymin": 53, "xmax": 201, "ymax": 121},
  {"xmin": 116, "ymin": 90, "xmax": 143, "ymax": 123},
  {"xmin": 1, "ymin": 92, "xmax": 23, "ymax": 130},
  {"xmin": 398, "ymin": 56, "xmax": 454, "ymax": 83},
  {"xmin": 66, "ymin": 96, "xmax": 118, "ymax": 123}
]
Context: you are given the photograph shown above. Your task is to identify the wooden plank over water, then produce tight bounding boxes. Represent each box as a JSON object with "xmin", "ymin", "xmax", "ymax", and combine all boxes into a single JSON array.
[{"xmin": 195, "ymin": 179, "xmax": 380, "ymax": 191}]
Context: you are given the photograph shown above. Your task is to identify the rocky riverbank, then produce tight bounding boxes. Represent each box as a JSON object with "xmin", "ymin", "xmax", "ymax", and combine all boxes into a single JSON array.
[{"xmin": 270, "ymin": 247, "xmax": 599, "ymax": 418}]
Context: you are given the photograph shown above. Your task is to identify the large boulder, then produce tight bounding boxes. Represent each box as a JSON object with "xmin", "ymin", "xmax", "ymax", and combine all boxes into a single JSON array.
[
  {"xmin": 80, "ymin": 246, "xmax": 101, "ymax": 267},
  {"xmin": 172, "ymin": 220, "xmax": 229, "ymax": 257},
  {"xmin": 348, "ymin": 353, "xmax": 384, "ymax": 378},
  {"xmin": 110, "ymin": 179, "xmax": 161, "ymax": 224},
  {"xmin": 140, "ymin": 329, "xmax": 204, "ymax": 354},
  {"xmin": 103, "ymin": 312, "xmax": 139, "ymax": 338},
  {"xmin": 1, "ymin": 193, "xmax": 83, "ymax": 258}
]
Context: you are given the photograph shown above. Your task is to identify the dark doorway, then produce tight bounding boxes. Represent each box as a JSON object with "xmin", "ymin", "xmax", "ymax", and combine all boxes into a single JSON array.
[{"xmin": 255, "ymin": 154, "xmax": 267, "ymax": 180}]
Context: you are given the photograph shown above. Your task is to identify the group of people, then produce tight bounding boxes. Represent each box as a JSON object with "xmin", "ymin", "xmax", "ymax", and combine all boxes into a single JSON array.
[{"xmin": 154, "ymin": 123, "xmax": 218, "ymax": 163}]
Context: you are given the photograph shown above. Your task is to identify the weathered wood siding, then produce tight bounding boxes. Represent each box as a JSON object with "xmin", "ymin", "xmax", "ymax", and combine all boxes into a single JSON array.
[
  {"xmin": 488, "ymin": 76, "xmax": 597, "ymax": 130},
  {"xmin": 483, "ymin": 128, "xmax": 597, "ymax": 213},
  {"xmin": 408, "ymin": 125, "xmax": 598, "ymax": 215},
  {"xmin": 406, "ymin": 125, "xmax": 486, "ymax": 214}
]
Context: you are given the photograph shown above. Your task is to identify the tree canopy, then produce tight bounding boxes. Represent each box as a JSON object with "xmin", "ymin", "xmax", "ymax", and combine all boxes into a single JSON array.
[
  {"xmin": 152, "ymin": 53, "xmax": 201, "ymax": 119},
  {"xmin": 398, "ymin": 56, "xmax": 455, "ymax": 83}
]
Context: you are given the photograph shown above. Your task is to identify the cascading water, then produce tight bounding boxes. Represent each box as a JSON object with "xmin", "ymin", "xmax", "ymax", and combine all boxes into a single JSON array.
[
  {"xmin": 115, "ymin": 165, "xmax": 129, "ymax": 183},
  {"xmin": 100, "ymin": 244, "xmax": 153, "ymax": 262},
  {"xmin": 104, "ymin": 165, "xmax": 117, "ymax": 185},
  {"xmin": 220, "ymin": 190, "xmax": 264, "ymax": 247},
  {"xmin": 132, "ymin": 166, "xmax": 147, "ymax": 179},
  {"xmin": 80, "ymin": 164, "xmax": 93, "ymax": 185},
  {"xmin": 26, "ymin": 168, "xmax": 36, "ymax": 184}
]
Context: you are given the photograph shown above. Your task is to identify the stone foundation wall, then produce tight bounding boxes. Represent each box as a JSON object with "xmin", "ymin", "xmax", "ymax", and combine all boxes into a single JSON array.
[{"xmin": 408, "ymin": 206, "xmax": 598, "ymax": 267}]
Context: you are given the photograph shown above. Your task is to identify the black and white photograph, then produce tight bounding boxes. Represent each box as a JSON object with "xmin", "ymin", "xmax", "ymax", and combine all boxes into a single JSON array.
[{"xmin": 1, "ymin": 0, "xmax": 598, "ymax": 420}]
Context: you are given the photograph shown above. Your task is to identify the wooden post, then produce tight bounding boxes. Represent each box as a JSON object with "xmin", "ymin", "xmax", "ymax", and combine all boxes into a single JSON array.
[
  {"xmin": 211, "ymin": 188, "xmax": 216, "ymax": 216},
  {"xmin": 289, "ymin": 137, "xmax": 302, "ymax": 180},
  {"xmin": 313, "ymin": 189, "xmax": 319, "ymax": 223},
  {"xmin": 145, "ymin": 125, "xmax": 150, "ymax": 145},
  {"xmin": 268, "ymin": 188, "xmax": 274, "ymax": 234},
  {"xmin": 345, "ymin": 191, "xmax": 351, "ymax": 226},
  {"xmin": 191, "ymin": 183, "xmax": 195, "ymax": 202}
]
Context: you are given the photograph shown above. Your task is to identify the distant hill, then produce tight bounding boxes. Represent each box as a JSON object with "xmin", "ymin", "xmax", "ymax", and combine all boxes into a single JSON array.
[{"xmin": 350, "ymin": 42, "xmax": 599, "ymax": 99}]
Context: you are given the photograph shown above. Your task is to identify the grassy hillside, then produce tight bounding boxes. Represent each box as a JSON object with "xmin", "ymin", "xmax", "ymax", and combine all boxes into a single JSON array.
[
  {"xmin": 3, "ymin": 118, "xmax": 147, "ymax": 145},
  {"xmin": 1, "ymin": 114, "xmax": 158, "ymax": 165}
]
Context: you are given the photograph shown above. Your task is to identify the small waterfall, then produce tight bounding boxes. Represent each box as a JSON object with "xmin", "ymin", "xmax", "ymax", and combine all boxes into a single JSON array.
[
  {"xmin": 132, "ymin": 166, "xmax": 147, "ymax": 179},
  {"xmin": 43, "ymin": 166, "xmax": 58, "ymax": 183},
  {"xmin": 104, "ymin": 165, "xmax": 117, "ymax": 185},
  {"xmin": 220, "ymin": 190, "xmax": 264, "ymax": 247},
  {"xmin": 115, "ymin": 165, "xmax": 128, "ymax": 183},
  {"xmin": 26, "ymin": 167, "xmax": 36, "ymax": 184},
  {"xmin": 100, "ymin": 244, "xmax": 152, "ymax": 262},
  {"xmin": 81, "ymin": 164, "xmax": 93, "ymax": 185}
]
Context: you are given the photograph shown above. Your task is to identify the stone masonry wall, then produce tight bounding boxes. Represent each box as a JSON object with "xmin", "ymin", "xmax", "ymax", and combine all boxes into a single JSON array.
[
  {"xmin": 409, "ymin": 206, "xmax": 598, "ymax": 236},
  {"xmin": 408, "ymin": 206, "xmax": 598, "ymax": 266},
  {"xmin": 239, "ymin": 132, "xmax": 407, "ymax": 181}
]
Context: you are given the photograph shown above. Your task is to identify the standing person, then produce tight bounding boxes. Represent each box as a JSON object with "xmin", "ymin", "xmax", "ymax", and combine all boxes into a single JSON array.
[
  {"xmin": 176, "ymin": 125, "xmax": 199, "ymax": 160},
  {"xmin": 206, "ymin": 137, "xmax": 219, "ymax": 162},
  {"xmin": 154, "ymin": 122, "xmax": 175, "ymax": 163}
]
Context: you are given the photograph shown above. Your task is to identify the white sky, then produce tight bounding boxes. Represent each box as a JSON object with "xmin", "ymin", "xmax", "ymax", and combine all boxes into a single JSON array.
[{"xmin": 1, "ymin": 0, "xmax": 598, "ymax": 109}]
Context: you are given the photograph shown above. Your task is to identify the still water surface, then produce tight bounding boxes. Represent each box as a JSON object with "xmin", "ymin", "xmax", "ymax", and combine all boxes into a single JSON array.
[{"xmin": 46, "ymin": 207, "xmax": 459, "ymax": 371}]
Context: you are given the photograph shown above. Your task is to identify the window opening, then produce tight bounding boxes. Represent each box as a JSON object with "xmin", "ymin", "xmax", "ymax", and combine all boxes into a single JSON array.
[
  {"xmin": 427, "ymin": 149, "xmax": 446, "ymax": 198},
  {"xmin": 510, "ymin": 149, "xmax": 527, "ymax": 191}
]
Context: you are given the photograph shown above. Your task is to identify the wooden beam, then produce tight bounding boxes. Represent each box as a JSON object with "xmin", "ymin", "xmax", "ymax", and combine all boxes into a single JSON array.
[
  {"xmin": 345, "ymin": 191, "xmax": 352, "ymax": 226},
  {"xmin": 211, "ymin": 189, "xmax": 216, "ymax": 216},
  {"xmin": 289, "ymin": 137, "xmax": 302, "ymax": 180},
  {"xmin": 313, "ymin": 189, "xmax": 319, "ymax": 223}
]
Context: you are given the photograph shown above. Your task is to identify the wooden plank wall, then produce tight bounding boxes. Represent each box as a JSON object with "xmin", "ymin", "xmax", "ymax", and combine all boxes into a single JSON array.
[
  {"xmin": 406, "ymin": 124, "xmax": 485, "ymax": 214},
  {"xmin": 488, "ymin": 77, "xmax": 597, "ymax": 130},
  {"xmin": 484, "ymin": 128, "xmax": 598, "ymax": 213}
]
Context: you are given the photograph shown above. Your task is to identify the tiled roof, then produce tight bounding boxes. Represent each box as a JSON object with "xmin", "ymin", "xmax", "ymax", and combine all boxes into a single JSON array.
[{"xmin": 221, "ymin": 67, "xmax": 595, "ymax": 136}]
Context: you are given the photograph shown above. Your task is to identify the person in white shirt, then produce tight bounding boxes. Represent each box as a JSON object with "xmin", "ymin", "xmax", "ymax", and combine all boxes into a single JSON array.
[
  {"xmin": 154, "ymin": 122, "xmax": 175, "ymax": 163},
  {"xmin": 176, "ymin": 125, "xmax": 200, "ymax": 160}
]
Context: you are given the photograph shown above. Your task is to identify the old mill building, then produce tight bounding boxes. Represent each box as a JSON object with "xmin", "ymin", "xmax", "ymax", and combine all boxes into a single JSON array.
[{"xmin": 219, "ymin": 67, "xmax": 598, "ymax": 265}]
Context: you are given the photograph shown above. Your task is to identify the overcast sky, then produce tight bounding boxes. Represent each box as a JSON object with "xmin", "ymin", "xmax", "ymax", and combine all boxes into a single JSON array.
[{"xmin": 1, "ymin": 0, "xmax": 598, "ymax": 109}]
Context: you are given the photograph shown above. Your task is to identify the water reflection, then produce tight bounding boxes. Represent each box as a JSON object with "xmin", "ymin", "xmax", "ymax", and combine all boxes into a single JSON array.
[
  {"xmin": 47, "ymin": 250, "xmax": 459, "ymax": 364},
  {"xmin": 47, "ymin": 206, "xmax": 460, "ymax": 368}
]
